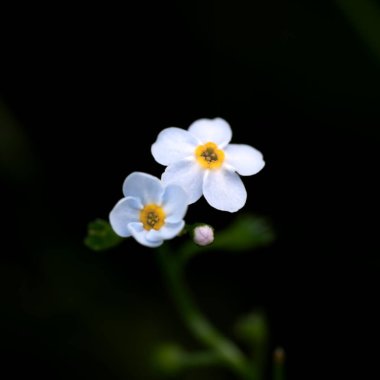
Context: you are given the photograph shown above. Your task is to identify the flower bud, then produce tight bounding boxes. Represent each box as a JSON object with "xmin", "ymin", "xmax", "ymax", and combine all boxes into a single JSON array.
[
  {"xmin": 273, "ymin": 346, "xmax": 286, "ymax": 365},
  {"xmin": 193, "ymin": 225, "xmax": 214, "ymax": 246}
]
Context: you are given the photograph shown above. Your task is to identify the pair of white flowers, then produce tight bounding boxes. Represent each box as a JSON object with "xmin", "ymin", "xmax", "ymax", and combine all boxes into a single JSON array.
[{"xmin": 110, "ymin": 118, "xmax": 265, "ymax": 247}]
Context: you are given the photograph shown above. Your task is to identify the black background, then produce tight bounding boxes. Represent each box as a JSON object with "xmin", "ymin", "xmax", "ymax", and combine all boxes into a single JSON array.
[{"xmin": 1, "ymin": 1, "xmax": 379, "ymax": 379}]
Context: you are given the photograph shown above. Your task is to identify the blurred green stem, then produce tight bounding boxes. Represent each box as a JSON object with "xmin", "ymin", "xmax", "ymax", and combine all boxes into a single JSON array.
[{"xmin": 157, "ymin": 245, "xmax": 256, "ymax": 379}]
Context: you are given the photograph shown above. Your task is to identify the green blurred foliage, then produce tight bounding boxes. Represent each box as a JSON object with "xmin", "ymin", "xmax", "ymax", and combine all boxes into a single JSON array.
[
  {"xmin": 336, "ymin": 0, "xmax": 380, "ymax": 61},
  {"xmin": 153, "ymin": 343, "xmax": 186, "ymax": 376},
  {"xmin": 84, "ymin": 219, "xmax": 124, "ymax": 251},
  {"xmin": 234, "ymin": 311, "xmax": 269, "ymax": 347},
  {"xmin": 180, "ymin": 214, "xmax": 275, "ymax": 261},
  {"xmin": 212, "ymin": 215, "xmax": 275, "ymax": 252},
  {"xmin": 84, "ymin": 214, "xmax": 275, "ymax": 258},
  {"xmin": 153, "ymin": 343, "xmax": 227, "ymax": 378}
]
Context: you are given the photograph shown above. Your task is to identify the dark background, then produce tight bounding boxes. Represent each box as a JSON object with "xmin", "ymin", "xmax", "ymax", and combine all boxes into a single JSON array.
[{"xmin": 1, "ymin": 1, "xmax": 379, "ymax": 379}]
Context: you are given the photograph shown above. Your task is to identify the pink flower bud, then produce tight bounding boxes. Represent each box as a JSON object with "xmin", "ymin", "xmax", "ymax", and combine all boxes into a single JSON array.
[{"xmin": 193, "ymin": 225, "xmax": 214, "ymax": 246}]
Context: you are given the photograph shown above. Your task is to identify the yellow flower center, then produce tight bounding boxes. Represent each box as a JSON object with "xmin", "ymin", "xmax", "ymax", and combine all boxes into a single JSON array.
[
  {"xmin": 195, "ymin": 142, "xmax": 225, "ymax": 169},
  {"xmin": 139, "ymin": 204, "xmax": 166, "ymax": 230}
]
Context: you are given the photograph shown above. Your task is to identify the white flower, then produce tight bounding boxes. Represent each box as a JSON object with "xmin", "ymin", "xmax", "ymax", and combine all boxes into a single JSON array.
[
  {"xmin": 109, "ymin": 172, "xmax": 188, "ymax": 248},
  {"xmin": 193, "ymin": 225, "xmax": 214, "ymax": 246},
  {"xmin": 151, "ymin": 118, "xmax": 265, "ymax": 212}
]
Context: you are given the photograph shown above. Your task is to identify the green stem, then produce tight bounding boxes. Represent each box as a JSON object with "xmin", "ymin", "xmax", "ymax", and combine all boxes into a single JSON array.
[{"xmin": 157, "ymin": 245, "xmax": 255, "ymax": 379}]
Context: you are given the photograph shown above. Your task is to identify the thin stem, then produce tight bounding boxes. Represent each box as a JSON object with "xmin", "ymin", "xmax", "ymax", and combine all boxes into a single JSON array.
[{"xmin": 157, "ymin": 245, "xmax": 256, "ymax": 380}]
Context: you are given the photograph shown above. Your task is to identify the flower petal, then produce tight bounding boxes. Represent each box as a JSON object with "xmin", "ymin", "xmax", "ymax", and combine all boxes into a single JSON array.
[
  {"xmin": 146, "ymin": 221, "xmax": 185, "ymax": 242},
  {"xmin": 161, "ymin": 159, "xmax": 204, "ymax": 205},
  {"xmin": 225, "ymin": 144, "xmax": 265, "ymax": 176},
  {"xmin": 203, "ymin": 169, "xmax": 247, "ymax": 212},
  {"xmin": 128, "ymin": 222, "xmax": 163, "ymax": 248},
  {"xmin": 162, "ymin": 184, "xmax": 188, "ymax": 223},
  {"xmin": 151, "ymin": 127, "xmax": 199, "ymax": 165},
  {"xmin": 123, "ymin": 172, "xmax": 164, "ymax": 205},
  {"xmin": 188, "ymin": 118, "xmax": 232, "ymax": 147},
  {"xmin": 109, "ymin": 196, "xmax": 142, "ymax": 237}
]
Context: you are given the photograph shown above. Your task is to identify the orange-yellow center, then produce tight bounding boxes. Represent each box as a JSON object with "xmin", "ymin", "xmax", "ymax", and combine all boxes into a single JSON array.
[
  {"xmin": 195, "ymin": 142, "xmax": 224, "ymax": 169},
  {"xmin": 139, "ymin": 204, "xmax": 166, "ymax": 230}
]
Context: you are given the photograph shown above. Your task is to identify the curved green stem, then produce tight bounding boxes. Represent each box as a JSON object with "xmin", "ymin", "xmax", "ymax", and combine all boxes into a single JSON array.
[{"xmin": 158, "ymin": 245, "xmax": 256, "ymax": 379}]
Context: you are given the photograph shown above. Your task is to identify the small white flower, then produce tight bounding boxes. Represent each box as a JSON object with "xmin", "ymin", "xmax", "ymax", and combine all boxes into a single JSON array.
[
  {"xmin": 193, "ymin": 225, "xmax": 214, "ymax": 246},
  {"xmin": 109, "ymin": 172, "xmax": 188, "ymax": 248},
  {"xmin": 151, "ymin": 118, "xmax": 265, "ymax": 212}
]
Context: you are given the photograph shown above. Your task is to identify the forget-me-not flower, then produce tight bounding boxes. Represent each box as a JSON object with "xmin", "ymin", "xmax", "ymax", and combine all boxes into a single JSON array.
[
  {"xmin": 151, "ymin": 118, "xmax": 265, "ymax": 212},
  {"xmin": 109, "ymin": 172, "xmax": 188, "ymax": 247}
]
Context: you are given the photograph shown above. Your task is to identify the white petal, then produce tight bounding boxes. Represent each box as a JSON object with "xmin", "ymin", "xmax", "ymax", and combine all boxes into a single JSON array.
[
  {"xmin": 188, "ymin": 117, "xmax": 232, "ymax": 147},
  {"xmin": 225, "ymin": 144, "xmax": 265, "ymax": 176},
  {"xmin": 203, "ymin": 169, "xmax": 247, "ymax": 212},
  {"xmin": 145, "ymin": 229, "xmax": 163, "ymax": 243},
  {"xmin": 128, "ymin": 222, "xmax": 163, "ymax": 248},
  {"xmin": 161, "ymin": 159, "xmax": 204, "ymax": 205},
  {"xmin": 123, "ymin": 172, "xmax": 164, "ymax": 205},
  {"xmin": 146, "ymin": 221, "xmax": 185, "ymax": 242},
  {"xmin": 109, "ymin": 197, "xmax": 142, "ymax": 237},
  {"xmin": 162, "ymin": 185, "xmax": 188, "ymax": 223},
  {"xmin": 151, "ymin": 127, "xmax": 199, "ymax": 165}
]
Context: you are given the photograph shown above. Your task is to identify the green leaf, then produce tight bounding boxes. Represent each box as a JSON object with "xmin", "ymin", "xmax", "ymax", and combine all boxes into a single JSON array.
[
  {"xmin": 84, "ymin": 218, "xmax": 124, "ymax": 251},
  {"xmin": 212, "ymin": 214, "xmax": 275, "ymax": 252},
  {"xmin": 179, "ymin": 214, "xmax": 275, "ymax": 260}
]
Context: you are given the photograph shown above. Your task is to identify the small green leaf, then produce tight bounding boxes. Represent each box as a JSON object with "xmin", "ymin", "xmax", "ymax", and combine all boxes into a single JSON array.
[
  {"xmin": 212, "ymin": 214, "xmax": 275, "ymax": 252},
  {"xmin": 179, "ymin": 214, "xmax": 275, "ymax": 260},
  {"xmin": 84, "ymin": 218, "xmax": 124, "ymax": 251}
]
